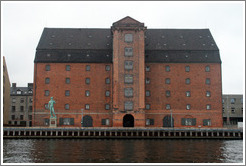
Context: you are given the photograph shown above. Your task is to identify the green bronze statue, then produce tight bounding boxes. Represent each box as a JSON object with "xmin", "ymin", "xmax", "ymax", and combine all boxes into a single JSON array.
[{"xmin": 48, "ymin": 97, "xmax": 56, "ymax": 118}]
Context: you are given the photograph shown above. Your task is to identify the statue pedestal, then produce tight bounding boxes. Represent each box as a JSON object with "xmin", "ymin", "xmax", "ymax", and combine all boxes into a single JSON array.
[{"xmin": 50, "ymin": 117, "xmax": 57, "ymax": 127}]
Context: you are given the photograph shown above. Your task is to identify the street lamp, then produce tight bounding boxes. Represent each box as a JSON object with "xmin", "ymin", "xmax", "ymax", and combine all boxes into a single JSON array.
[
  {"xmin": 81, "ymin": 109, "xmax": 84, "ymax": 127},
  {"xmin": 170, "ymin": 109, "xmax": 173, "ymax": 128}
]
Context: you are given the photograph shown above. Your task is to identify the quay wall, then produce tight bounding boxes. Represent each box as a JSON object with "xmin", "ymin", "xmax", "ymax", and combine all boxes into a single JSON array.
[{"xmin": 3, "ymin": 127, "xmax": 243, "ymax": 139}]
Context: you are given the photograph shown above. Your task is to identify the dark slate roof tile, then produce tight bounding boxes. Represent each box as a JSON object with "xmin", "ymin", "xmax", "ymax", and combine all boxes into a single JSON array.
[
  {"xmin": 11, "ymin": 87, "xmax": 33, "ymax": 96},
  {"xmin": 35, "ymin": 28, "xmax": 221, "ymax": 63},
  {"xmin": 37, "ymin": 28, "xmax": 218, "ymax": 51}
]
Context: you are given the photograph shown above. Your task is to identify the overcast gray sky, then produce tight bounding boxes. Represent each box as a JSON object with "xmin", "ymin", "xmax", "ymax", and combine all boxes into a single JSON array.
[{"xmin": 2, "ymin": 1, "xmax": 245, "ymax": 94}]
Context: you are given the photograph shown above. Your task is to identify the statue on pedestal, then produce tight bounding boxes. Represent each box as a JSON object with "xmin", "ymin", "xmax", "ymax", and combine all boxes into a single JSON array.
[{"xmin": 48, "ymin": 97, "xmax": 56, "ymax": 118}]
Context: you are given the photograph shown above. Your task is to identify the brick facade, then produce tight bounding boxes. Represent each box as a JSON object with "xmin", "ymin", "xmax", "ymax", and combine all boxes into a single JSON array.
[
  {"xmin": 145, "ymin": 63, "xmax": 222, "ymax": 127},
  {"xmin": 33, "ymin": 16, "xmax": 223, "ymax": 128}
]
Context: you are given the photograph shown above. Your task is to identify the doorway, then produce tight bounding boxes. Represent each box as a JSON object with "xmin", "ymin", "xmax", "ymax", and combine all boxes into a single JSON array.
[
  {"xmin": 163, "ymin": 115, "xmax": 174, "ymax": 127},
  {"xmin": 82, "ymin": 115, "xmax": 93, "ymax": 127},
  {"xmin": 123, "ymin": 114, "xmax": 134, "ymax": 127}
]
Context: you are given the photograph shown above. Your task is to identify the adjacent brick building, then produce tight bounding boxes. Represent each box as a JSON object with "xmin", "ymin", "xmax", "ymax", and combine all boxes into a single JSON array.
[
  {"xmin": 3, "ymin": 56, "xmax": 11, "ymax": 126},
  {"xmin": 222, "ymin": 94, "xmax": 243, "ymax": 126},
  {"xmin": 9, "ymin": 83, "xmax": 33, "ymax": 126},
  {"xmin": 33, "ymin": 16, "xmax": 223, "ymax": 128}
]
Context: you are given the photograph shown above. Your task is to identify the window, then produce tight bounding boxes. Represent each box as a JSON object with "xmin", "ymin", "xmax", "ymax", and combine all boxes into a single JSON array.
[
  {"xmin": 146, "ymin": 104, "xmax": 150, "ymax": 110},
  {"xmin": 17, "ymin": 90, "xmax": 22, "ymax": 94},
  {"xmin": 165, "ymin": 65, "xmax": 170, "ymax": 72},
  {"xmin": 66, "ymin": 78, "xmax": 70, "ymax": 84},
  {"xmin": 102, "ymin": 119, "xmax": 110, "ymax": 125},
  {"xmin": 11, "ymin": 115, "xmax": 15, "ymax": 120},
  {"xmin": 166, "ymin": 104, "xmax": 171, "ymax": 110},
  {"xmin": 85, "ymin": 104, "xmax": 90, "ymax": 110},
  {"xmin": 185, "ymin": 78, "xmax": 190, "ymax": 84},
  {"xmin": 125, "ymin": 34, "xmax": 133, "ymax": 43},
  {"xmin": 28, "ymin": 90, "xmax": 32, "ymax": 94},
  {"xmin": 45, "ymin": 90, "xmax": 50, "ymax": 96},
  {"xmin": 66, "ymin": 65, "xmax": 71, "ymax": 71},
  {"xmin": 146, "ymin": 119, "xmax": 154, "ymax": 125},
  {"xmin": 12, "ymin": 106, "xmax": 15, "ymax": 112},
  {"xmin": 29, "ymin": 106, "xmax": 32, "ymax": 111},
  {"xmin": 203, "ymin": 119, "xmax": 211, "ymax": 126},
  {"xmin": 85, "ymin": 90, "xmax": 90, "ymax": 97},
  {"xmin": 231, "ymin": 98, "xmax": 236, "ymax": 104},
  {"xmin": 241, "ymin": 98, "xmax": 243, "ymax": 104},
  {"xmin": 185, "ymin": 66, "xmax": 190, "ymax": 72},
  {"xmin": 86, "ymin": 65, "xmax": 90, "ymax": 71},
  {"xmin": 105, "ymin": 90, "xmax": 110, "ymax": 97},
  {"xmin": 186, "ymin": 104, "xmax": 191, "ymax": 110},
  {"xmin": 65, "ymin": 104, "xmax": 70, "ymax": 110},
  {"xmin": 146, "ymin": 78, "xmax": 150, "ymax": 84},
  {"xmin": 222, "ymin": 99, "xmax": 225, "ymax": 104},
  {"xmin": 186, "ymin": 91, "xmax": 191, "ymax": 97},
  {"xmin": 124, "ymin": 74, "xmax": 133, "ymax": 84},
  {"xmin": 45, "ymin": 65, "xmax": 50, "ymax": 71},
  {"xmin": 85, "ymin": 78, "xmax": 90, "ymax": 84},
  {"xmin": 20, "ymin": 115, "xmax": 24, "ymax": 120},
  {"xmin": 29, "ymin": 115, "xmax": 32, "ymax": 120},
  {"xmin": 20, "ymin": 106, "xmax": 24, "ymax": 112},
  {"xmin": 206, "ymin": 104, "xmax": 211, "ymax": 110},
  {"xmin": 12, "ymin": 98, "xmax": 16, "ymax": 103},
  {"xmin": 206, "ymin": 91, "xmax": 211, "ymax": 97},
  {"xmin": 105, "ymin": 65, "xmax": 111, "ymax": 71},
  {"xmin": 44, "ymin": 103, "xmax": 48, "ymax": 109},
  {"xmin": 125, "ymin": 88, "xmax": 133, "ymax": 97},
  {"xmin": 223, "ymin": 107, "xmax": 225, "ymax": 113},
  {"xmin": 65, "ymin": 90, "xmax": 70, "ymax": 96},
  {"xmin": 146, "ymin": 66, "xmax": 150, "ymax": 72},
  {"xmin": 206, "ymin": 78, "xmax": 210, "ymax": 85},
  {"xmin": 105, "ymin": 104, "xmax": 110, "ymax": 110},
  {"xmin": 125, "ymin": 101, "xmax": 133, "ymax": 111},
  {"xmin": 45, "ymin": 77, "xmax": 50, "ymax": 84},
  {"xmin": 166, "ymin": 90, "xmax": 171, "ymax": 97},
  {"xmin": 125, "ymin": 61, "xmax": 133, "ymax": 70},
  {"xmin": 165, "ymin": 78, "xmax": 170, "ymax": 84},
  {"xmin": 125, "ymin": 47, "xmax": 133, "ymax": 57},
  {"xmin": 205, "ymin": 66, "xmax": 210, "ymax": 72},
  {"xmin": 231, "ymin": 107, "xmax": 235, "ymax": 114},
  {"xmin": 105, "ymin": 78, "xmax": 110, "ymax": 84},
  {"xmin": 146, "ymin": 90, "xmax": 150, "ymax": 97},
  {"xmin": 44, "ymin": 119, "xmax": 49, "ymax": 125},
  {"xmin": 181, "ymin": 118, "xmax": 196, "ymax": 126},
  {"xmin": 59, "ymin": 118, "xmax": 74, "ymax": 125},
  {"xmin": 20, "ymin": 98, "xmax": 24, "ymax": 103}
]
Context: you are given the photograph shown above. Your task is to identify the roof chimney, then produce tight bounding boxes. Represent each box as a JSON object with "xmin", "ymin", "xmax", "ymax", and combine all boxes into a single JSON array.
[
  {"xmin": 28, "ymin": 83, "xmax": 33, "ymax": 89},
  {"xmin": 12, "ymin": 83, "xmax": 16, "ymax": 88}
]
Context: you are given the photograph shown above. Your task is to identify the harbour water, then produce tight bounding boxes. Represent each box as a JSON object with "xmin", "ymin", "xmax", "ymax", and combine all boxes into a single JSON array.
[{"xmin": 3, "ymin": 139, "xmax": 243, "ymax": 163}]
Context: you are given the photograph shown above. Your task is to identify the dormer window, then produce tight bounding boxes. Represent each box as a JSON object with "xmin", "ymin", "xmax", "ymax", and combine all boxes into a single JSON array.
[
  {"xmin": 17, "ymin": 90, "xmax": 22, "ymax": 95},
  {"xmin": 29, "ymin": 90, "xmax": 33, "ymax": 94}
]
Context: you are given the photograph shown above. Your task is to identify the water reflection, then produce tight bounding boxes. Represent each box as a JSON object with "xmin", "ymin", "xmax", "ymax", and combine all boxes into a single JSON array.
[{"xmin": 3, "ymin": 139, "xmax": 243, "ymax": 163}]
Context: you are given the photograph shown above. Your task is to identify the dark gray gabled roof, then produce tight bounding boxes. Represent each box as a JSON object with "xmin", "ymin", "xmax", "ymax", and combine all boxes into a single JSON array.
[
  {"xmin": 36, "ymin": 28, "xmax": 218, "ymax": 51},
  {"xmin": 11, "ymin": 83, "xmax": 33, "ymax": 96},
  {"xmin": 11, "ymin": 87, "xmax": 33, "ymax": 96},
  {"xmin": 37, "ymin": 28, "xmax": 112, "ymax": 50},
  {"xmin": 145, "ymin": 29, "xmax": 218, "ymax": 51},
  {"xmin": 35, "ymin": 28, "xmax": 221, "ymax": 63}
]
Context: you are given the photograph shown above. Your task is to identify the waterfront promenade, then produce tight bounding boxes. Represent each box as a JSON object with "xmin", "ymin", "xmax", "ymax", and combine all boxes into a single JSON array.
[{"xmin": 3, "ymin": 127, "xmax": 243, "ymax": 139}]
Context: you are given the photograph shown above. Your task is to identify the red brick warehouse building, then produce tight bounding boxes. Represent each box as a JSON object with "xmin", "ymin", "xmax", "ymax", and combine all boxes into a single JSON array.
[{"xmin": 33, "ymin": 16, "xmax": 223, "ymax": 128}]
